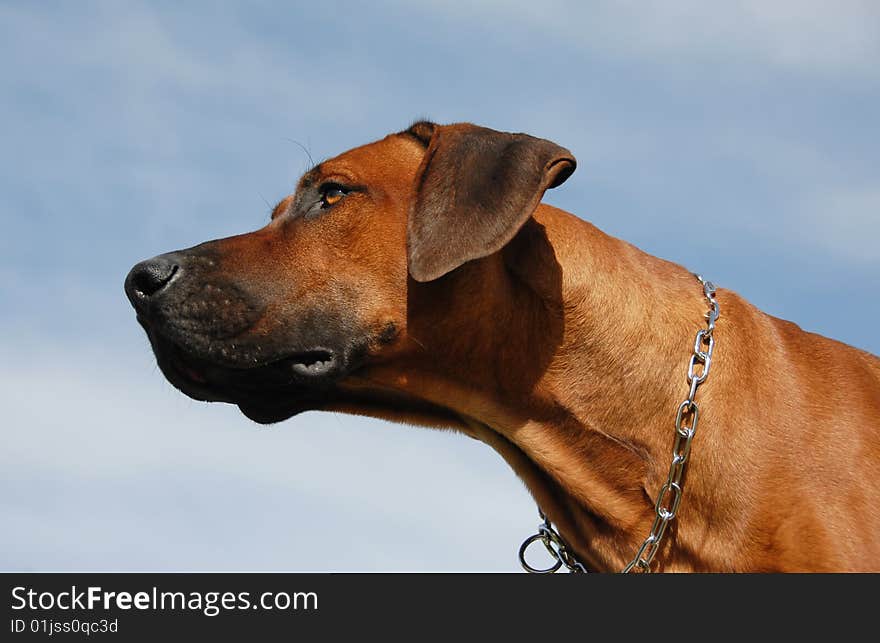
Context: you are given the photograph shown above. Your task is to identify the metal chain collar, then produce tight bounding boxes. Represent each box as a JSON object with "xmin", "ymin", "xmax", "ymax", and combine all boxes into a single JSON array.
[
  {"xmin": 518, "ymin": 510, "xmax": 588, "ymax": 573},
  {"xmin": 518, "ymin": 274, "xmax": 719, "ymax": 574}
]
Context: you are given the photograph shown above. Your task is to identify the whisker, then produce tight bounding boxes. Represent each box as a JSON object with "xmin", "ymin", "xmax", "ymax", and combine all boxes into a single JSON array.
[
  {"xmin": 283, "ymin": 137, "xmax": 316, "ymax": 169},
  {"xmin": 407, "ymin": 334, "xmax": 428, "ymax": 351}
]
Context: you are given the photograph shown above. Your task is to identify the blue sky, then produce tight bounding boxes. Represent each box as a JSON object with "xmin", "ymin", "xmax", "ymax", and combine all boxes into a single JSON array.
[{"xmin": 1, "ymin": 1, "xmax": 878, "ymax": 570}]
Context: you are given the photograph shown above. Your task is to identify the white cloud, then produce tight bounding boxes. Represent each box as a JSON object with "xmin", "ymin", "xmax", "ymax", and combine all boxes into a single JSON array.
[
  {"xmin": 0, "ymin": 0, "xmax": 395, "ymax": 234},
  {"xmin": 0, "ymin": 337, "xmax": 536, "ymax": 571},
  {"xmin": 703, "ymin": 130, "xmax": 879, "ymax": 264},
  {"xmin": 400, "ymin": 0, "xmax": 880, "ymax": 79}
]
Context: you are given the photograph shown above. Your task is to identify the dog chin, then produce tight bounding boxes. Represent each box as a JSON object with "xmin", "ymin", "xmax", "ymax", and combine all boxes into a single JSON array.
[
  {"xmin": 237, "ymin": 401, "xmax": 306, "ymax": 425},
  {"xmin": 160, "ymin": 359, "xmax": 316, "ymax": 425},
  {"xmin": 153, "ymin": 354, "xmax": 231, "ymax": 404},
  {"xmin": 157, "ymin": 355, "xmax": 325, "ymax": 425}
]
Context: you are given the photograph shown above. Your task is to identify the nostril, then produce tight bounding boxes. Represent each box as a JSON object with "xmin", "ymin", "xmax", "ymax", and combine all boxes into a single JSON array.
[
  {"xmin": 135, "ymin": 263, "xmax": 178, "ymax": 297},
  {"xmin": 126, "ymin": 260, "xmax": 179, "ymax": 302}
]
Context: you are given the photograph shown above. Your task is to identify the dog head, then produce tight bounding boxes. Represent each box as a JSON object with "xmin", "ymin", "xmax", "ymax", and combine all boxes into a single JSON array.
[{"xmin": 125, "ymin": 122, "xmax": 575, "ymax": 423}]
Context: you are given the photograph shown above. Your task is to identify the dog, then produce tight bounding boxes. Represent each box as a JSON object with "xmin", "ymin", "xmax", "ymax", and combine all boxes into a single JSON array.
[{"xmin": 125, "ymin": 121, "xmax": 880, "ymax": 572}]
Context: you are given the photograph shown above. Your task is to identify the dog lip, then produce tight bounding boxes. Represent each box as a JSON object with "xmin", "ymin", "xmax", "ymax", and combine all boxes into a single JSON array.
[
  {"xmin": 155, "ymin": 344, "xmax": 231, "ymax": 402},
  {"xmin": 139, "ymin": 322, "xmax": 350, "ymax": 415},
  {"xmin": 174, "ymin": 356, "xmax": 208, "ymax": 385},
  {"xmin": 287, "ymin": 348, "xmax": 337, "ymax": 377}
]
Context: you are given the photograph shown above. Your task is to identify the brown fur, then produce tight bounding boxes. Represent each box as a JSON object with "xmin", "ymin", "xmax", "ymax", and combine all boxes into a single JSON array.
[{"xmin": 128, "ymin": 123, "xmax": 880, "ymax": 571}]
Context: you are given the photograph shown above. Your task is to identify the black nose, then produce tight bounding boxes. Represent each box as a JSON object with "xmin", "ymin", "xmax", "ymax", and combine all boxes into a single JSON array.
[{"xmin": 125, "ymin": 256, "xmax": 179, "ymax": 310}]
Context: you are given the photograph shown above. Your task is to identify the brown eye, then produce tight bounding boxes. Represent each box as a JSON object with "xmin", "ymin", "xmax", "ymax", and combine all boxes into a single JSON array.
[{"xmin": 319, "ymin": 184, "xmax": 348, "ymax": 208}]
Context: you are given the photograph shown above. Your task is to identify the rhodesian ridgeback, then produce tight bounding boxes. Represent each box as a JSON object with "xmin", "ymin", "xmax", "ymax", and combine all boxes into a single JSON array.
[{"xmin": 125, "ymin": 121, "xmax": 880, "ymax": 572}]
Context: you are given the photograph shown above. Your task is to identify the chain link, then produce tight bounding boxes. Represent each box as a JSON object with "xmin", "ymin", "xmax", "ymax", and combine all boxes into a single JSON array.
[
  {"xmin": 518, "ymin": 510, "xmax": 588, "ymax": 573},
  {"xmin": 519, "ymin": 273, "xmax": 719, "ymax": 574}
]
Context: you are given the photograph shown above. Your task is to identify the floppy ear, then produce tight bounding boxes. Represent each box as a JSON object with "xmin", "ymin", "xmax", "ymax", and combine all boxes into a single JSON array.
[{"xmin": 406, "ymin": 122, "xmax": 576, "ymax": 282}]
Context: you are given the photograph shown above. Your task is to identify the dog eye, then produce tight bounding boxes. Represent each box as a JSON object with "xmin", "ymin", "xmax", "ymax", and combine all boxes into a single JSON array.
[{"xmin": 319, "ymin": 184, "xmax": 349, "ymax": 208}]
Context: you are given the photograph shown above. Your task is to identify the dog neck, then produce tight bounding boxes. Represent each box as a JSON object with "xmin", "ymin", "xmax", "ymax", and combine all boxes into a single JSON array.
[
  {"xmin": 349, "ymin": 204, "xmax": 717, "ymax": 571},
  {"xmin": 495, "ymin": 206, "xmax": 716, "ymax": 571}
]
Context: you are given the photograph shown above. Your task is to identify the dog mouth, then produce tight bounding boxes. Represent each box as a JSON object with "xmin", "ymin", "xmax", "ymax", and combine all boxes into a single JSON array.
[
  {"xmin": 167, "ymin": 342, "xmax": 340, "ymax": 389},
  {"xmin": 144, "ymin": 328, "xmax": 344, "ymax": 421}
]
